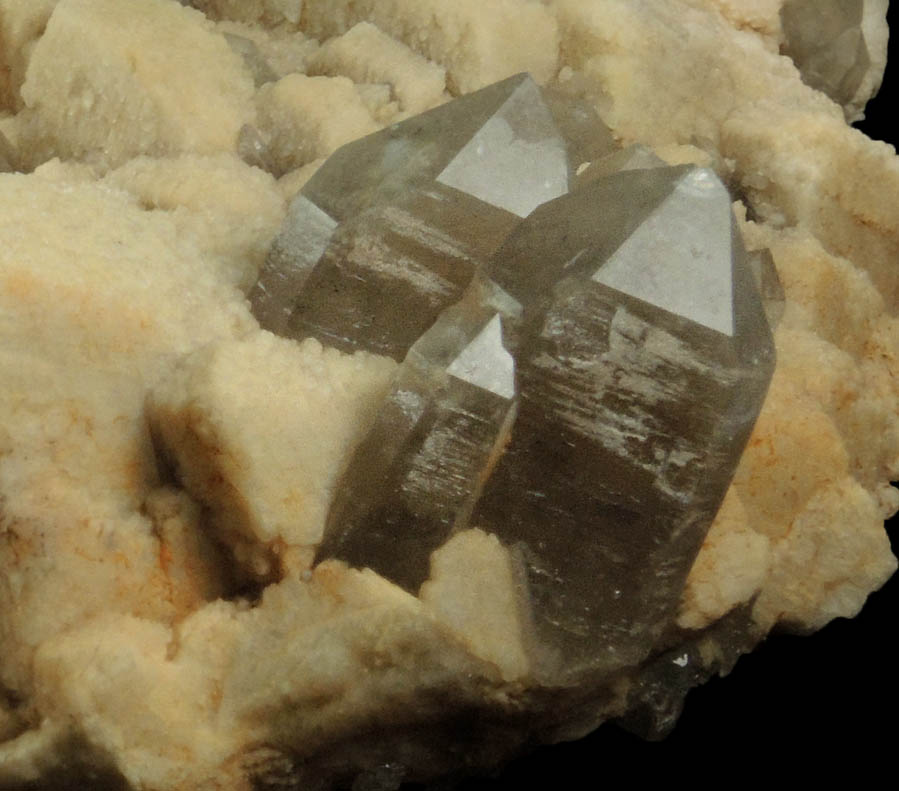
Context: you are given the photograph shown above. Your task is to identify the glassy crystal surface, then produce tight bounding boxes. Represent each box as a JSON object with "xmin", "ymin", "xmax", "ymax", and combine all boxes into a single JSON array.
[
  {"xmin": 257, "ymin": 78, "xmax": 775, "ymax": 689},
  {"xmin": 542, "ymin": 86, "xmax": 618, "ymax": 173},
  {"xmin": 276, "ymin": 188, "xmax": 520, "ymax": 360},
  {"xmin": 615, "ymin": 605, "xmax": 758, "ymax": 740},
  {"xmin": 316, "ymin": 275, "xmax": 520, "ymax": 591},
  {"xmin": 249, "ymin": 74, "xmax": 612, "ymax": 359},
  {"xmin": 747, "ymin": 248, "xmax": 785, "ymax": 328},
  {"xmin": 224, "ymin": 32, "xmax": 278, "ymax": 87},
  {"xmin": 781, "ymin": 0, "xmax": 869, "ymax": 106},
  {"xmin": 575, "ymin": 143, "xmax": 666, "ymax": 189},
  {"xmin": 468, "ymin": 165, "xmax": 775, "ymax": 683}
]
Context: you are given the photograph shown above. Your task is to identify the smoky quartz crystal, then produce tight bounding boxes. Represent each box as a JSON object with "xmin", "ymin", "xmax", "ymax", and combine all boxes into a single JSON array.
[
  {"xmin": 249, "ymin": 73, "xmax": 614, "ymax": 361},
  {"xmin": 780, "ymin": 0, "xmax": 874, "ymax": 108},
  {"xmin": 471, "ymin": 166, "xmax": 775, "ymax": 683},
  {"xmin": 252, "ymin": 75, "xmax": 776, "ymax": 687}
]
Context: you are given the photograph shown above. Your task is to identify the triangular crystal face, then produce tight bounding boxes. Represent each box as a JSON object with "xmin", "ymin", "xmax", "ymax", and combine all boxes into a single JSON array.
[
  {"xmin": 436, "ymin": 78, "xmax": 568, "ymax": 217},
  {"xmin": 302, "ymin": 73, "xmax": 562, "ymax": 222},
  {"xmin": 592, "ymin": 168, "xmax": 735, "ymax": 336},
  {"xmin": 316, "ymin": 279, "xmax": 518, "ymax": 593},
  {"xmin": 251, "ymin": 74, "xmax": 587, "ymax": 360},
  {"xmin": 446, "ymin": 314, "xmax": 516, "ymax": 399}
]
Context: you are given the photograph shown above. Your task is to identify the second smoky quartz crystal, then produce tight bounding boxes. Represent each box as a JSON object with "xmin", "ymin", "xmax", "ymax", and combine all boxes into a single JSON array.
[{"xmin": 472, "ymin": 165, "xmax": 775, "ymax": 683}]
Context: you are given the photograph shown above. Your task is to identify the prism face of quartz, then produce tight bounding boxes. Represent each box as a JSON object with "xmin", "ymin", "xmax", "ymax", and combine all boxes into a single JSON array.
[
  {"xmin": 249, "ymin": 195, "xmax": 337, "ymax": 336},
  {"xmin": 264, "ymin": 79, "xmax": 776, "ymax": 687},
  {"xmin": 280, "ymin": 188, "xmax": 520, "ymax": 361},
  {"xmin": 781, "ymin": 0, "xmax": 869, "ymax": 106},
  {"xmin": 248, "ymin": 73, "xmax": 609, "ymax": 359},
  {"xmin": 315, "ymin": 277, "xmax": 519, "ymax": 591},
  {"xmin": 300, "ymin": 73, "xmax": 571, "ymax": 223},
  {"xmin": 747, "ymin": 248, "xmax": 786, "ymax": 329},
  {"xmin": 469, "ymin": 166, "xmax": 775, "ymax": 683}
]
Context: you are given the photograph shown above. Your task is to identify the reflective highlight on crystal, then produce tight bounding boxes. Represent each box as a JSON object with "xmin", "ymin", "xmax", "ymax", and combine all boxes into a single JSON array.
[
  {"xmin": 592, "ymin": 168, "xmax": 735, "ymax": 336},
  {"xmin": 248, "ymin": 73, "xmax": 608, "ymax": 360},
  {"xmin": 436, "ymin": 77, "xmax": 568, "ymax": 217},
  {"xmin": 472, "ymin": 165, "xmax": 774, "ymax": 682}
]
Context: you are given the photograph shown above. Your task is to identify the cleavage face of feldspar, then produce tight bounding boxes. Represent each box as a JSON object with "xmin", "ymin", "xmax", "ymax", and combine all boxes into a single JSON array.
[
  {"xmin": 253, "ymin": 77, "xmax": 775, "ymax": 687},
  {"xmin": 249, "ymin": 73, "xmax": 614, "ymax": 361}
]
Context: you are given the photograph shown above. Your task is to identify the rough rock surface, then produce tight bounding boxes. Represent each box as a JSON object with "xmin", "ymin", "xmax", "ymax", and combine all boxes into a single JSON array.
[{"xmin": 0, "ymin": 1, "xmax": 896, "ymax": 788}]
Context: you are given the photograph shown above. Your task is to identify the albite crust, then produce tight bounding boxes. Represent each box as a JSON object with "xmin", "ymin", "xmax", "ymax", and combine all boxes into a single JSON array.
[{"xmin": 0, "ymin": 0, "xmax": 896, "ymax": 788}]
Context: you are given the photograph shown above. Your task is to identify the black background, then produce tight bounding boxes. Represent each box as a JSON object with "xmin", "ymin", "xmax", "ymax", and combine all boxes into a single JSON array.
[{"xmin": 447, "ymin": 10, "xmax": 899, "ymax": 785}]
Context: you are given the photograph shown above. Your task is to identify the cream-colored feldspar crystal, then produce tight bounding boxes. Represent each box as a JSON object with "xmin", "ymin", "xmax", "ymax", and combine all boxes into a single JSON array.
[{"xmin": 0, "ymin": 0, "xmax": 896, "ymax": 789}]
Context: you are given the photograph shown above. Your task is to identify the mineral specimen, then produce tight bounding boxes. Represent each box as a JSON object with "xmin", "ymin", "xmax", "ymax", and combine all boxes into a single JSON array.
[
  {"xmin": 317, "ymin": 274, "xmax": 520, "ymax": 591},
  {"xmin": 0, "ymin": 1, "xmax": 896, "ymax": 789}
]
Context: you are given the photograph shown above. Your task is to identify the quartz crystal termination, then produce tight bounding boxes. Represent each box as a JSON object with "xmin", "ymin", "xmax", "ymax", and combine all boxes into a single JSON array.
[
  {"xmin": 469, "ymin": 166, "xmax": 775, "ymax": 683},
  {"xmin": 780, "ymin": 0, "xmax": 882, "ymax": 113},
  {"xmin": 316, "ymin": 275, "xmax": 520, "ymax": 591},
  {"xmin": 249, "ymin": 73, "xmax": 614, "ymax": 361},
  {"xmin": 247, "ymin": 77, "xmax": 776, "ymax": 687}
]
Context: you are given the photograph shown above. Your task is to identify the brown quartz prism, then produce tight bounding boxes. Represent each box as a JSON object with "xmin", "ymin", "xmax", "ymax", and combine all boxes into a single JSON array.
[
  {"xmin": 249, "ymin": 73, "xmax": 612, "ymax": 360},
  {"xmin": 471, "ymin": 165, "xmax": 776, "ymax": 684},
  {"xmin": 316, "ymin": 275, "xmax": 521, "ymax": 590}
]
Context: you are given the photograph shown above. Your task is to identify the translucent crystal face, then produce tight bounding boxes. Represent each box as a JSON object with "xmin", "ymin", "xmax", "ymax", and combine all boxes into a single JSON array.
[
  {"xmin": 252, "ymin": 76, "xmax": 776, "ymax": 686},
  {"xmin": 445, "ymin": 314, "xmax": 516, "ymax": 400},
  {"xmin": 435, "ymin": 77, "xmax": 569, "ymax": 217},
  {"xmin": 591, "ymin": 168, "xmax": 735, "ymax": 336},
  {"xmin": 316, "ymin": 276, "xmax": 520, "ymax": 592},
  {"xmin": 781, "ymin": 0, "xmax": 869, "ymax": 106},
  {"xmin": 249, "ymin": 73, "xmax": 611, "ymax": 360}
]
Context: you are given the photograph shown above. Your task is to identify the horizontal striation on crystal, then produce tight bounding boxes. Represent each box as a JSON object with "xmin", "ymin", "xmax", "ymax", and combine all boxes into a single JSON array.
[
  {"xmin": 470, "ymin": 165, "xmax": 775, "ymax": 683},
  {"xmin": 249, "ymin": 73, "xmax": 612, "ymax": 359},
  {"xmin": 279, "ymin": 187, "xmax": 519, "ymax": 360},
  {"xmin": 315, "ymin": 275, "xmax": 520, "ymax": 591}
]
